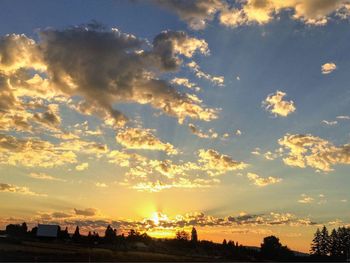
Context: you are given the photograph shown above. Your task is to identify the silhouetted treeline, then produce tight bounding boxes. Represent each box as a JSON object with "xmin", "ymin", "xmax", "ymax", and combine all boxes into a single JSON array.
[
  {"xmin": 310, "ymin": 225, "xmax": 350, "ymax": 261},
  {"xmin": 5, "ymin": 223, "xmax": 340, "ymax": 261}
]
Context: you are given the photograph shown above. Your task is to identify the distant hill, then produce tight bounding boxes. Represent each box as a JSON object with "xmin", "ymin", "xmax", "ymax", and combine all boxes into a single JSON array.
[{"xmin": 245, "ymin": 245, "xmax": 309, "ymax": 257}]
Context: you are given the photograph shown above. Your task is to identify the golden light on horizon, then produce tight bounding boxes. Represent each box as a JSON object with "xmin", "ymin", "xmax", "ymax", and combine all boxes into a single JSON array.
[{"xmin": 151, "ymin": 212, "xmax": 169, "ymax": 226}]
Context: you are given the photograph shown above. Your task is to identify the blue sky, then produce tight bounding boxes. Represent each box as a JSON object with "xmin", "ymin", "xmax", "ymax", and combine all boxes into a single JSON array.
[{"xmin": 0, "ymin": 0, "xmax": 349, "ymax": 252}]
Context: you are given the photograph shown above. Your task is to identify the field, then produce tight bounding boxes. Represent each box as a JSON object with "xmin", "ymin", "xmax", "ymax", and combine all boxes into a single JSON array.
[{"xmin": 0, "ymin": 239, "xmax": 215, "ymax": 262}]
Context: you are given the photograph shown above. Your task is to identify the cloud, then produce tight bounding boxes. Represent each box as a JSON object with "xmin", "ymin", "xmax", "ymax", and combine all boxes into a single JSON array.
[
  {"xmin": 51, "ymin": 212, "xmax": 73, "ymax": 219},
  {"xmin": 198, "ymin": 149, "xmax": 247, "ymax": 175},
  {"xmin": 153, "ymin": 0, "xmax": 226, "ymax": 30},
  {"xmin": 71, "ymin": 211, "xmax": 317, "ymax": 232},
  {"xmin": 0, "ymin": 133, "xmax": 107, "ymax": 168},
  {"xmin": 0, "ymin": 25, "xmax": 218, "ymax": 131},
  {"xmin": 321, "ymin": 62, "xmax": 337, "ymax": 74},
  {"xmin": 28, "ymin": 172, "xmax": 66, "ymax": 182},
  {"xmin": 220, "ymin": 0, "xmax": 350, "ymax": 27},
  {"xmin": 170, "ymin": 77, "xmax": 200, "ymax": 91},
  {"xmin": 263, "ymin": 90, "xmax": 296, "ymax": 117},
  {"xmin": 116, "ymin": 127, "xmax": 178, "ymax": 155},
  {"xmin": 0, "ymin": 183, "xmax": 45, "ymax": 196},
  {"xmin": 187, "ymin": 61, "xmax": 225, "ymax": 86},
  {"xmin": 75, "ymin": 162, "xmax": 89, "ymax": 171},
  {"xmin": 0, "ymin": 134, "xmax": 77, "ymax": 168},
  {"xmin": 263, "ymin": 151, "xmax": 278, "ymax": 160},
  {"xmin": 1, "ymin": 209, "xmax": 319, "ymax": 237},
  {"xmin": 33, "ymin": 104, "xmax": 61, "ymax": 131},
  {"xmin": 251, "ymin": 147, "xmax": 261, "ymax": 155},
  {"xmin": 121, "ymin": 158, "xmax": 222, "ymax": 192},
  {"xmin": 188, "ymin": 123, "xmax": 219, "ymax": 139},
  {"xmin": 336, "ymin": 115, "xmax": 350, "ymax": 120},
  {"xmin": 107, "ymin": 147, "xmax": 248, "ymax": 192},
  {"xmin": 321, "ymin": 120, "xmax": 338, "ymax": 126},
  {"xmin": 246, "ymin": 172, "xmax": 282, "ymax": 187},
  {"xmin": 153, "ymin": 0, "xmax": 350, "ymax": 29},
  {"xmin": 95, "ymin": 182, "xmax": 108, "ymax": 188},
  {"xmin": 298, "ymin": 194, "xmax": 314, "ymax": 204},
  {"xmin": 278, "ymin": 133, "xmax": 350, "ymax": 172},
  {"xmin": 74, "ymin": 208, "xmax": 97, "ymax": 216}
]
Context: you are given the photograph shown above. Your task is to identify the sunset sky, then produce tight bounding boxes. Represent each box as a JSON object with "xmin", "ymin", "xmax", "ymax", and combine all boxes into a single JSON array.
[{"xmin": 0, "ymin": 0, "xmax": 350, "ymax": 252}]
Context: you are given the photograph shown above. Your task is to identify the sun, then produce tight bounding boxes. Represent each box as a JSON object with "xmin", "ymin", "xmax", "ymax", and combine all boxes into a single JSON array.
[
  {"xmin": 151, "ymin": 212, "xmax": 169, "ymax": 226},
  {"xmin": 151, "ymin": 212, "xmax": 160, "ymax": 225}
]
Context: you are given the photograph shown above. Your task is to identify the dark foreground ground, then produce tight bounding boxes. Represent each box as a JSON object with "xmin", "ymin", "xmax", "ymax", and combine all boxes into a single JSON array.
[{"xmin": 0, "ymin": 240, "xmax": 226, "ymax": 262}]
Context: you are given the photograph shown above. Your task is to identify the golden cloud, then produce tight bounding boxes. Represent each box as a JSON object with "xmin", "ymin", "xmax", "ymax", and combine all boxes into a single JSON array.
[
  {"xmin": 198, "ymin": 149, "xmax": 248, "ymax": 175},
  {"xmin": 220, "ymin": 0, "xmax": 350, "ymax": 27},
  {"xmin": 279, "ymin": 133, "xmax": 350, "ymax": 172},
  {"xmin": 247, "ymin": 172, "xmax": 282, "ymax": 187},
  {"xmin": 0, "ymin": 182, "xmax": 46, "ymax": 196},
  {"xmin": 154, "ymin": 0, "xmax": 350, "ymax": 28},
  {"xmin": 28, "ymin": 172, "xmax": 66, "ymax": 182},
  {"xmin": 116, "ymin": 127, "xmax": 178, "ymax": 155},
  {"xmin": 187, "ymin": 61, "xmax": 225, "ymax": 86},
  {"xmin": 263, "ymin": 90, "xmax": 296, "ymax": 117},
  {"xmin": 321, "ymin": 62, "xmax": 337, "ymax": 74}
]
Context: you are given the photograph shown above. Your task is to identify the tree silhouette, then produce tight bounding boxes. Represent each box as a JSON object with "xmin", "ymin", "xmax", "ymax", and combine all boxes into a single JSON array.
[
  {"xmin": 329, "ymin": 228, "xmax": 340, "ymax": 257},
  {"xmin": 311, "ymin": 226, "xmax": 350, "ymax": 259},
  {"xmin": 260, "ymin": 235, "xmax": 293, "ymax": 260},
  {"xmin": 337, "ymin": 226, "xmax": 350, "ymax": 257},
  {"xmin": 21, "ymin": 222, "xmax": 27, "ymax": 233},
  {"xmin": 104, "ymin": 225, "xmax": 116, "ymax": 243},
  {"xmin": 191, "ymin": 227, "xmax": 198, "ymax": 242},
  {"xmin": 5, "ymin": 223, "xmax": 27, "ymax": 237},
  {"xmin": 175, "ymin": 230, "xmax": 189, "ymax": 241},
  {"xmin": 311, "ymin": 228, "xmax": 322, "ymax": 255},
  {"xmin": 318, "ymin": 225, "xmax": 330, "ymax": 256},
  {"xmin": 72, "ymin": 226, "xmax": 81, "ymax": 242}
]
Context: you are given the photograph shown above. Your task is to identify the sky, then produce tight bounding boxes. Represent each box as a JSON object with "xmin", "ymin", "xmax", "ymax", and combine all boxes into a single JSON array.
[{"xmin": 0, "ymin": 0, "xmax": 350, "ymax": 253}]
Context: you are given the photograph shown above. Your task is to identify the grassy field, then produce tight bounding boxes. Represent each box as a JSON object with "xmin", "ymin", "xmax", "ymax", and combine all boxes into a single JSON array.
[{"xmin": 0, "ymin": 240, "xmax": 214, "ymax": 262}]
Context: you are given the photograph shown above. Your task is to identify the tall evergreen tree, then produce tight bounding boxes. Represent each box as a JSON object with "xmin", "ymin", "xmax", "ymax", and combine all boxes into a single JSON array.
[
  {"xmin": 329, "ymin": 228, "xmax": 340, "ymax": 257},
  {"xmin": 191, "ymin": 227, "xmax": 198, "ymax": 242},
  {"xmin": 319, "ymin": 225, "xmax": 330, "ymax": 256},
  {"xmin": 338, "ymin": 227, "xmax": 350, "ymax": 256},
  {"xmin": 310, "ymin": 228, "xmax": 322, "ymax": 255}
]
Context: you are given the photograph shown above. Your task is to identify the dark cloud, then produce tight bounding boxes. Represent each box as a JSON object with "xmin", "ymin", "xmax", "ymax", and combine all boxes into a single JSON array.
[
  {"xmin": 153, "ymin": 0, "xmax": 225, "ymax": 30},
  {"xmin": 74, "ymin": 208, "xmax": 97, "ymax": 216},
  {"xmin": 0, "ymin": 25, "xmax": 217, "ymax": 131}
]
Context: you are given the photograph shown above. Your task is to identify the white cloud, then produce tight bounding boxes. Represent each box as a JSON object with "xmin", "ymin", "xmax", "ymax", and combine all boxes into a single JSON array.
[
  {"xmin": 298, "ymin": 194, "xmax": 314, "ymax": 204},
  {"xmin": 321, "ymin": 120, "xmax": 338, "ymax": 126},
  {"xmin": 336, "ymin": 115, "xmax": 350, "ymax": 120}
]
